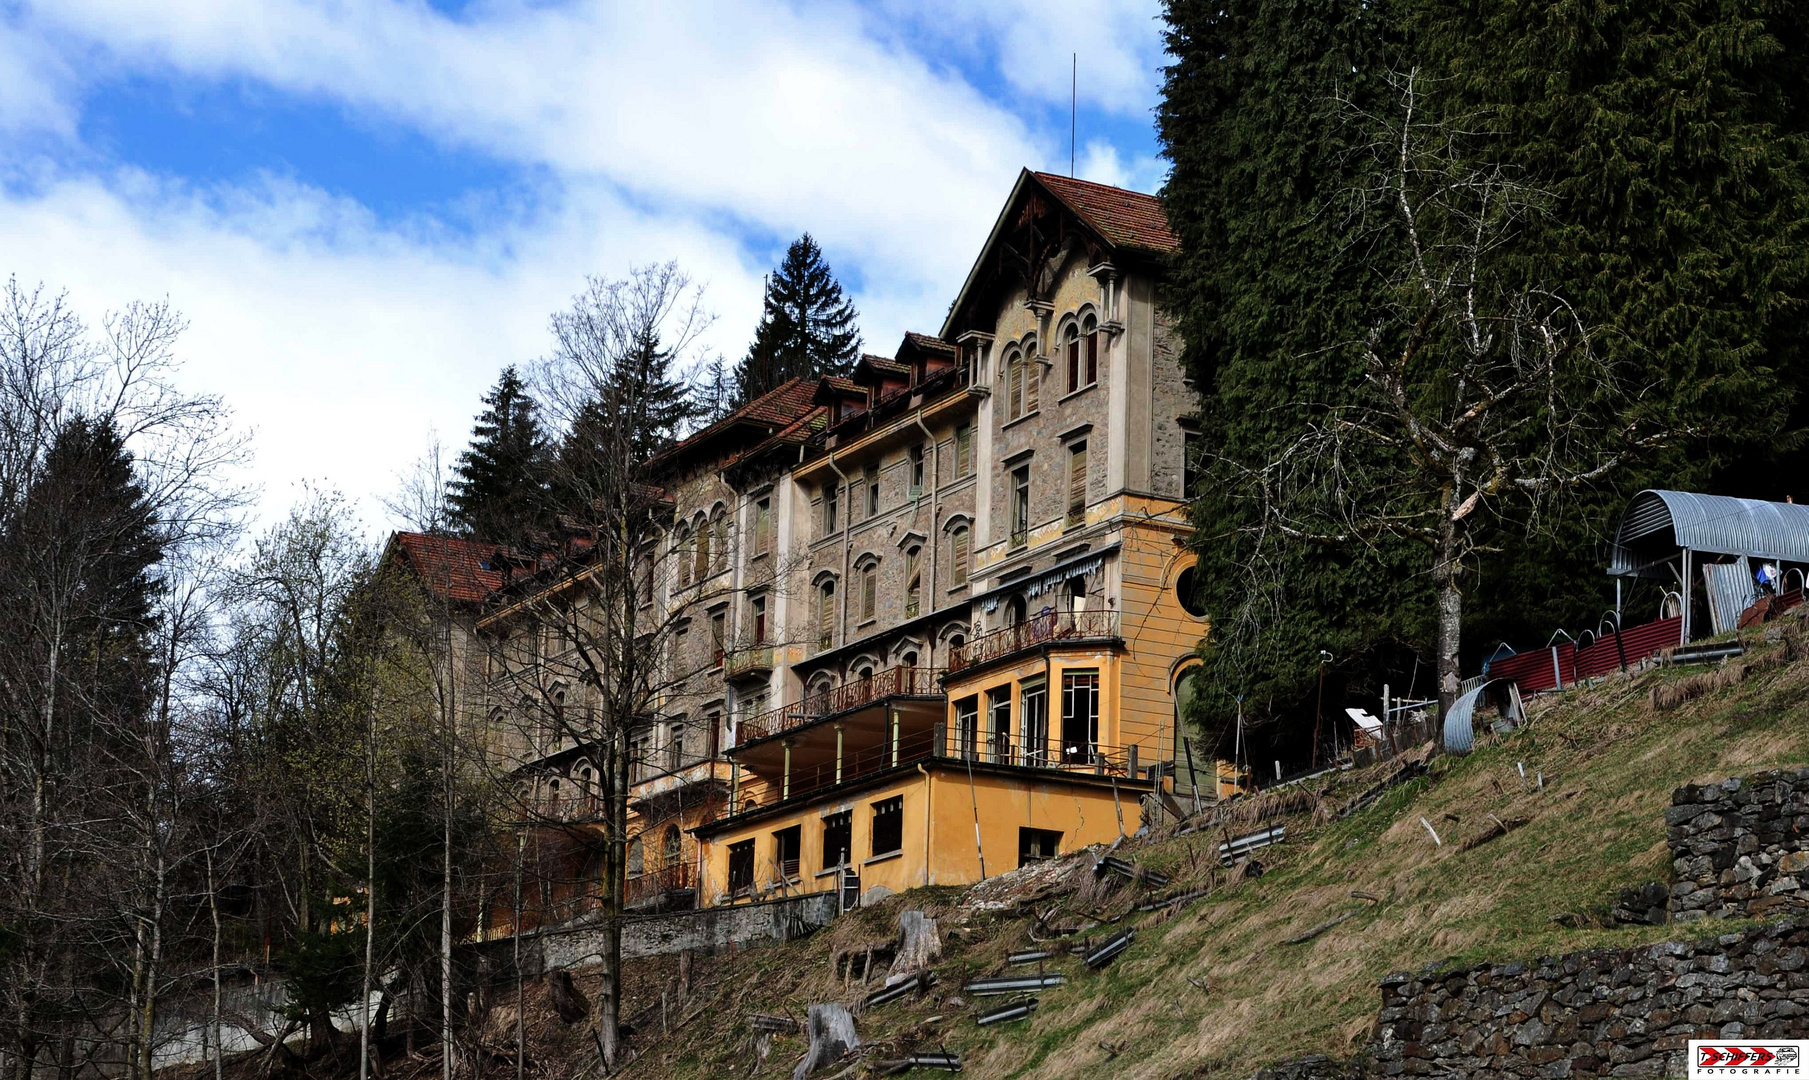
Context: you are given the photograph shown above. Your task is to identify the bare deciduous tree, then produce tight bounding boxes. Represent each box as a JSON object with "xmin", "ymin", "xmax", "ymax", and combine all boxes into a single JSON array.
[{"xmin": 1220, "ymin": 70, "xmax": 1673, "ymax": 715}]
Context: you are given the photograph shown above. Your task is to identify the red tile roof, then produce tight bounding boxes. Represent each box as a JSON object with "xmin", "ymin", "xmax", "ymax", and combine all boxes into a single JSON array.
[
  {"xmin": 902, "ymin": 332, "xmax": 955, "ymax": 355},
  {"xmin": 1032, "ymin": 172, "xmax": 1178, "ymax": 255},
  {"xmin": 651, "ymin": 378, "xmax": 821, "ymax": 466},
  {"xmin": 390, "ymin": 532, "xmax": 506, "ymax": 604}
]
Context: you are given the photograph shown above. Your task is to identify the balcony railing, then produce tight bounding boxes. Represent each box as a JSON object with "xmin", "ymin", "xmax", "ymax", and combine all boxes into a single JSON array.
[
  {"xmin": 631, "ymin": 747, "xmax": 719, "ymax": 785},
  {"xmin": 624, "ymin": 861, "xmax": 696, "ymax": 907},
  {"xmin": 724, "ymin": 644, "xmax": 774, "ymax": 680},
  {"xmin": 705, "ymin": 724, "xmax": 1144, "ymax": 827},
  {"xmin": 947, "ymin": 609, "xmax": 1121, "ymax": 673},
  {"xmin": 735, "ymin": 664, "xmax": 945, "ymax": 745}
]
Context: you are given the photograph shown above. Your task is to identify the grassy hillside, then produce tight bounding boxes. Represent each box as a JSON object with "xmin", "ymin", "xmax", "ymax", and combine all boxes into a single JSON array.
[{"xmin": 242, "ymin": 621, "xmax": 1809, "ymax": 1080}]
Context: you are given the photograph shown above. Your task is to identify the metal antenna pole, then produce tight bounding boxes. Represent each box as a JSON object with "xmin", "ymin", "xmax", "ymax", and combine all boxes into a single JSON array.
[{"xmin": 1071, "ymin": 53, "xmax": 1077, "ymax": 177}]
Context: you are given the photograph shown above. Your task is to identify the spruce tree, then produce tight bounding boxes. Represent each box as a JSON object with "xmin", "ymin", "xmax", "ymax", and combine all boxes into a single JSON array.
[
  {"xmin": 733, "ymin": 234, "xmax": 862, "ymax": 405},
  {"xmin": 447, "ymin": 366, "xmax": 550, "ymax": 543},
  {"xmin": 1159, "ymin": 0, "xmax": 1809, "ymax": 738}
]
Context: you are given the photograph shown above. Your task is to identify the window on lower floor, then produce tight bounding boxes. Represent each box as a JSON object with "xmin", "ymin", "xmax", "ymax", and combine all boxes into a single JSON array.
[
  {"xmin": 1061, "ymin": 669, "xmax": 1100, "ymax": 764},
  {"xmin": 774, "ymin": 825, "xmax": 801, "ymax": 880},
  {"xmin": 955, "ymin": 696, "xmax": 979, "ymax": 760},
  {"xmin": 987, "ymin": 686, "xmax": 1012, "ymax": 764},
  {"xmin": 1019, "ymin": 827, "xmax": 1062, "ymax": 867},
  {"xmin": 871, "ymin": 795, "xmax": 903, "ymax": 856},
  {"xmin": 822, "ymin": 811, "xmax": 852, "ymax": 869},
  {"xmin": 728, "ymin": 840, "xmax": 755, "ymax": 896}
]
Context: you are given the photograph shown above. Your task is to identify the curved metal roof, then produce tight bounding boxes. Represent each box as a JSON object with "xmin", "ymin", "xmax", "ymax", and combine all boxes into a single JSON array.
[{"xmin": 1609, "ymin": 490, "xmax": 1809, "ymax": 577}]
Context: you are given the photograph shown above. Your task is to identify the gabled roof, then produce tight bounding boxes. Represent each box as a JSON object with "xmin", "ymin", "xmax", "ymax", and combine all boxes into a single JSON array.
[
  {"xmin": 939, "ymin": 169, "xmax": 1177, "ymax": 341},
  {"xmin": 900, "ymin": 331, "xmax": 957, "ymax": 357},
  {"xmin": 648, "ymin": 378, "xmax": 822, "ymax": 470},
  {"xmin": 1032, "ymin": 172, "xmax": 1178, "ymax": 255},
  {"xmin": 386, "ymin": 532, "xmax": 506, "ymax": 604}
]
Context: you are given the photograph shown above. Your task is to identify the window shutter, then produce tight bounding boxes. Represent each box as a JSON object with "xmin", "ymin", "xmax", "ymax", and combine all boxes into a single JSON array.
[
  {"xmin": 1007, "ymin": 357, "xmax": 1022, "ymax": 420},
  {"xmin": 1085, "ymin": 330, "xmax": 1099, "ymax": 385},
  {"xmin": 819, "ymin": 584, "xmax": 834, "ymax": 649},
  {"xmin": 1067, "ymin": 334, "xmax": 1080, "ymax": 392},
  {"xmin": 862, "ymin": 568, "xmax": 876, "ymax": 620},
  {"xmin": 956, "ymin": 427, "xmax": 972, "ymax": 477},
  {"xmin": 1068, "ymin": 444, "xmax": 1087, "ymax": 523},
  {"xmin": 952, "ymin": 527, "xmax": 969, "ymax": 585},
  {"xmin": 1025, "ymin": 356, "xmax": 1040, "ymax": 413}
]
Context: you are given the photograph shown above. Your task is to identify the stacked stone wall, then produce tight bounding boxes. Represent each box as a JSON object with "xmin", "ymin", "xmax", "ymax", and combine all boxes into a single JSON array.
[
  {"xmin": 1365, "ymin": 923, "xmax": 1809, "ymax": 1078},
  {"xmin": 1666, "ymin": 768, "xmax": 1809, "ymax": 922}
]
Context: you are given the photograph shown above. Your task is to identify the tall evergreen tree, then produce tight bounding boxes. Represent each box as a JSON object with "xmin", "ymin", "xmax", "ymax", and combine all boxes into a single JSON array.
[
  {"xmin": 1159, "ymin": 0, "xmax": 1809, "ymax": 739},
  {"xmin": 447, "ymin": 367, "xmax": 550, "ymax": 543},
  {"xmin": 733, "ymin": 234, "xmax": 861, "ymax": 405},
  {"xmin": 545, "ymin": 266, "xmax": 703, "ymax": 514}
]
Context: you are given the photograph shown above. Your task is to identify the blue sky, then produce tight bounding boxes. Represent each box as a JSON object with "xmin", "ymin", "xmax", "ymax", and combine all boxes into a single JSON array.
[{"xmin": 0, "ymin": 0, "xmax": 1169, "ymax": 526}]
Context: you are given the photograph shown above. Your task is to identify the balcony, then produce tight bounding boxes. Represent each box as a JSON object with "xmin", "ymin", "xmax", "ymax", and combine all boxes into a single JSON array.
[
  {"xmin": 735, "ymin": 664, "xmax": 945, "ymax": 746},
  {"xmin": 703, "ymin": 725, "xmax": 1146, "ymax": 828},
  {"xmin": 724, "ymin": 644, "xmax": 775, "ymax": 681},
  {"xmin": 624, "ymin": 861, "xmax": 696, "ymax": 911},
  {"xmin": 947, "ymin": 609, "xmax": 1121, "ymax": 673}
]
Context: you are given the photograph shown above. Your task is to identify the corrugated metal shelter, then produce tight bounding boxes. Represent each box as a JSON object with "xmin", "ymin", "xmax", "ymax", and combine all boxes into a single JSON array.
[{"xmin": 1609, "ymin": 490, "xmax": 1809, "ymax": 640}]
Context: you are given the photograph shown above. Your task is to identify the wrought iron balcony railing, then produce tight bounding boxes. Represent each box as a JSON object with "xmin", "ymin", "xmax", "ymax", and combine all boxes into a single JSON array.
[
  {"xmin": 947, "ymin": 609, "xmax": 1121, "ymax": 673},
  {"xmin": 703, "ymin": 724, "xmax": 1145, "ymax": 828},
  {"xmin": 735, "ymin": 664, "xmax": 944, "ymax": 745},
  {"xmin": 624, "ymin": 861, "xmax": 696, "ymax": 907}
]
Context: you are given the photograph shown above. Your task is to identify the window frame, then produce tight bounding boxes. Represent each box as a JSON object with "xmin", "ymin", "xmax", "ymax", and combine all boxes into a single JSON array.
[
  {"xmin": 870, "ymin": 796, "xmax": 904, "ymax": 856},
  {"xmin": 1011, "ymin": 465, "xmax": 1031, "ymax": 548}
]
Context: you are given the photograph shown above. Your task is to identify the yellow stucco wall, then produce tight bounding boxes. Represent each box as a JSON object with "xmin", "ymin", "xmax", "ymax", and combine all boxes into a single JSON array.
[{"xmin": 695, "ymin": 763, "xmax": 1140, "ymax": 906}]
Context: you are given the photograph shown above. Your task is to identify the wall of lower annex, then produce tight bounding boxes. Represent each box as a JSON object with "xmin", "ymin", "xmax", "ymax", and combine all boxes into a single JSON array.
[
  {"xmin": 697, "ymin": 770, "xmax": 932, "ymax": 906},
  {"xmin": 694, "ymin": 763, "xmax": 1140, "ymax": 907},
  {"xmin": 923, "ymin": 767, "xmax": 1139, "ymax": 885}
]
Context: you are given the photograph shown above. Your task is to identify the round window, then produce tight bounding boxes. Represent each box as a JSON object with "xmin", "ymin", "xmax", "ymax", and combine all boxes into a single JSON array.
[{"xmin": 1176, "ymin": 565, "xmax": 1207, "ymax": 618}]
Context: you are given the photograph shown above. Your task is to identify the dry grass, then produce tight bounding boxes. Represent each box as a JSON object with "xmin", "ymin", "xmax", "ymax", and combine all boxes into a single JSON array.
[{"xmin": 291, "ymin": 622, "xmax": 1809, "ymax": 1080}]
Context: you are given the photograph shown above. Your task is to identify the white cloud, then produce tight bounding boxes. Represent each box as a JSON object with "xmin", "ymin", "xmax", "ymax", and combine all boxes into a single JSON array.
[
  {"xmin": 24, "ymin": 0, "xmax": 1052, "ymax": 285},
  {"xmin": 0, "ymin": 168, "xmax": 770, "ymax": 526},
  {"xmin": 870, "ymin": 0, "xmax": 1167, "ymax": 116},
  {"xmin": 1076, "ymin": 139, "xmax": 1166, "ymax": 194},
  {"xmin": 0, "ymin": 0, "xmax": 1167, "ymax": 526}
]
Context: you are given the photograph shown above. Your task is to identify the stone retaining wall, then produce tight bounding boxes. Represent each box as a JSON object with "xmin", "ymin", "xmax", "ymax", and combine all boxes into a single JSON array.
[
  {"xmin": 476, "ymin": 891, "xmax": 841, "ymax": 977},
  {"xmin": 1368, "ymin": 921, "xmax": 1809, "ymax": 1078},
  {"xmin": 1666, "ymin": 768, "xmax": 1809, "ymax": 922}
]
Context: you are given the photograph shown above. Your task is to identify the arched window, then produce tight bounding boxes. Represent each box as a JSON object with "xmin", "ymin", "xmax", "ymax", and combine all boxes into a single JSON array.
[
  {"xmin": 1066, "ymin": 577, "xmax": 1088, "ymax": 615},
  {"xmin": 904, "ymin": 546, "xmax": 922, "ymax": 618},
  {"xmin": 638, "ymin": 550, "xmax": 655, "ymax": 605},
  {"xmin": 1005, "ymin": 349, "xmax": 1024, "ymax": 420},
  {"xmin": 1065, "ymin": 320, "xmax": 1082, "ymax": 392},
  {"xmin": 693, "ymin": 518, "xmax": 711, "ymax": 581},
  {"xmin": 859, "ymin": 560, "xmax": 878, "ymax": 622},
  {"xmin": 817, "ymin": 579, "xmax": 836, "ymax": 651},
  {"xmin": 1082, "ymin": 312, "xmax": 1099, "ymax": 387},
  {"xmin": 1006, "ymin": 595, "xmax": 1028, "ymax": 627},
  {"xmin": 627, "ymin": 837, "xmax": 644, "ymax": 878},
  {"xmin": 711, "ymin": 510, "xmax": 729, "ymax": 573},
  {"xmin": 675, "ymin": 526, "xmax": 692, "ymax": 588},
  {"xmin": 663, "ymin": 825, "xmax": 682, "ymax": 867}
]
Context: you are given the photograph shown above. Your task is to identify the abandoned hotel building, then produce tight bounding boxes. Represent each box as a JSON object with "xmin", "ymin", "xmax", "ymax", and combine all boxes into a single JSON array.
[{"xmin": 387, "ymin": 170, "xmax": 1211, "ymax": 925}]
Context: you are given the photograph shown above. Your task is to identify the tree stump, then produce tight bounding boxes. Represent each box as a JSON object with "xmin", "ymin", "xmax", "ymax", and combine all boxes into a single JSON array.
[
  {"xmin": 886, "ymin": 911, "xmax": 941, "ymax": 981},
  {"xmin": 548, "ymin": 970, "xmax": 590, "ymax": 1025},
  {"xmin": 790, "ymin": 1003, "xmax": 859, "ymax": 1079}
]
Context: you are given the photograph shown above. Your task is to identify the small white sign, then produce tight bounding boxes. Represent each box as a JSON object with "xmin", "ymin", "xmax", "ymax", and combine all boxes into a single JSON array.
[{"xmin": 1690, "ymin": 1040, "xmax": 1809, "ymax": 1077}]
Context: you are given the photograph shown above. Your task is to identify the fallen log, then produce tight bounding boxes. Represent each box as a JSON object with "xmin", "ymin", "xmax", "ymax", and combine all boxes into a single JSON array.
[{"xmin": 1283, "ymin": 911, "xmax": 1355, "ymax": 945}]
